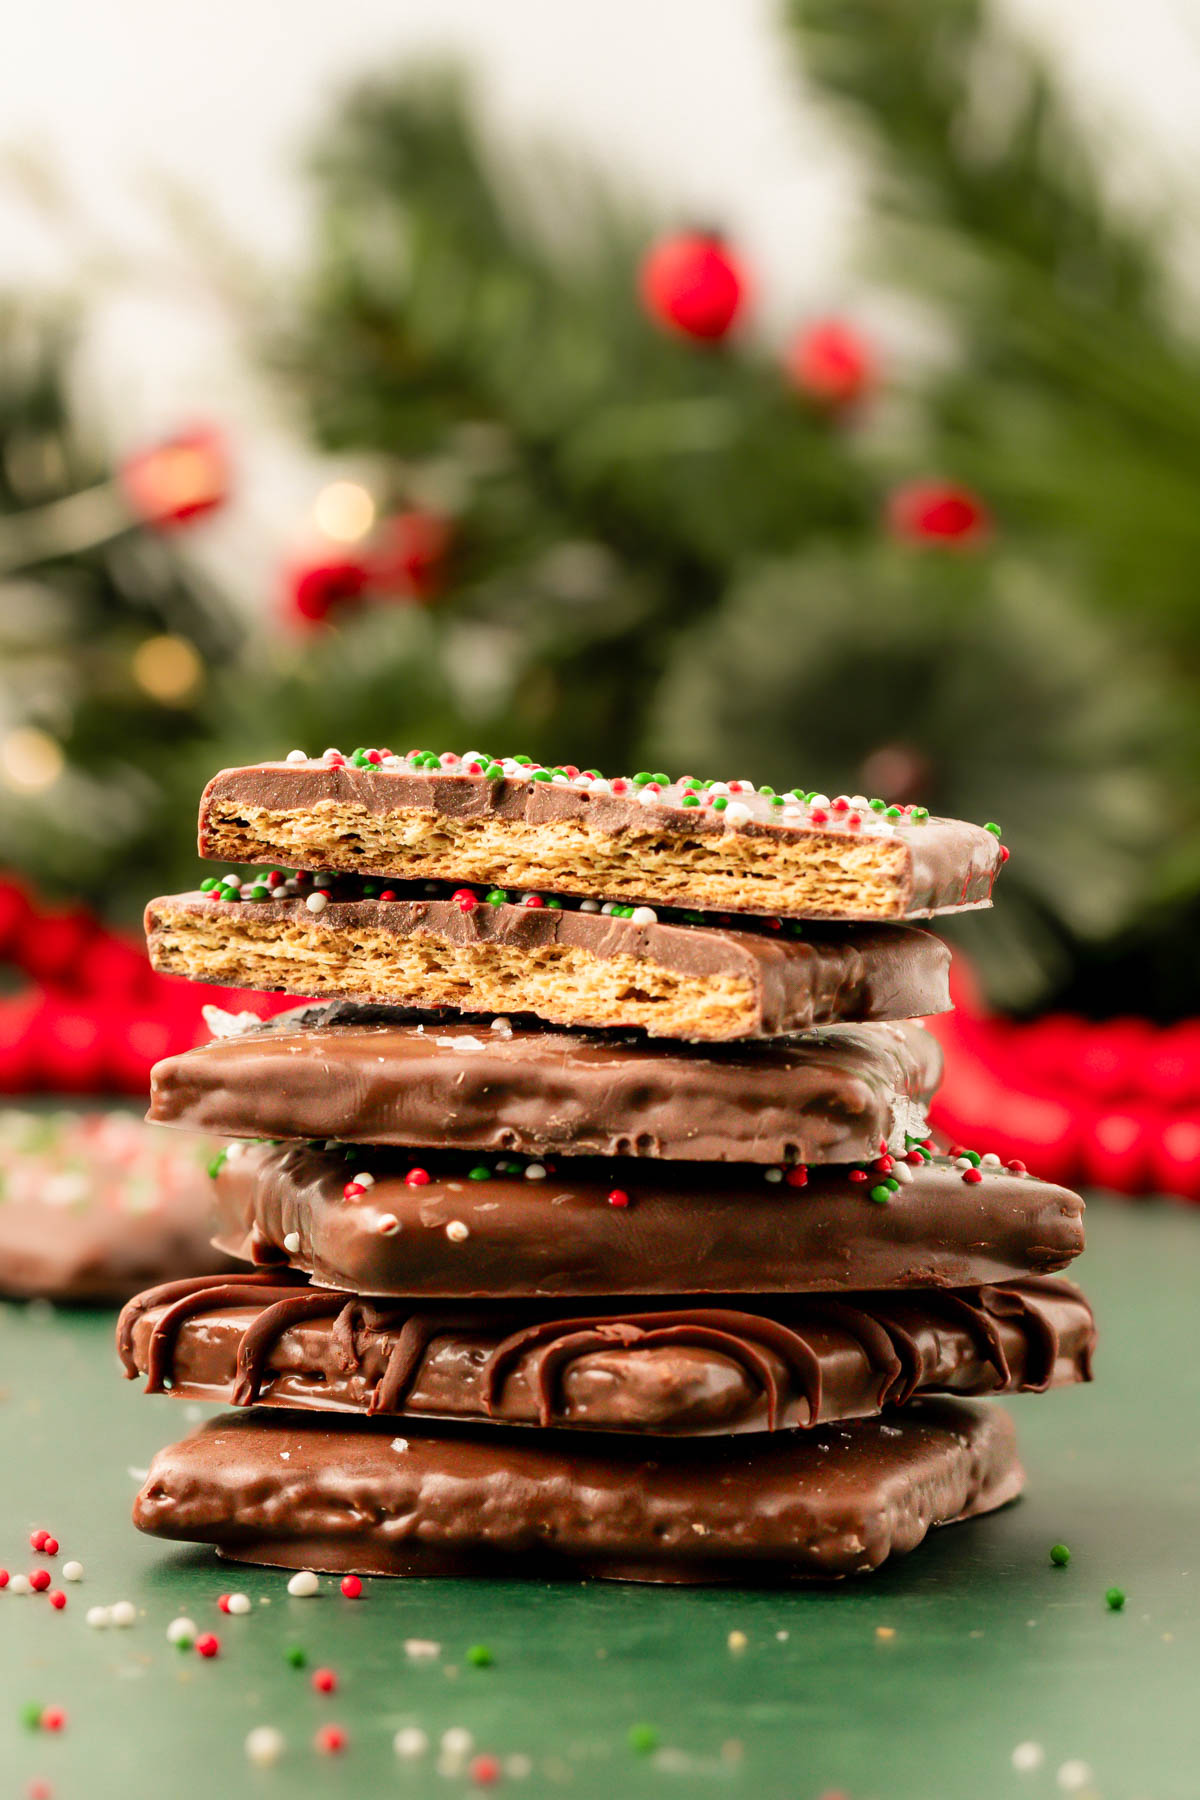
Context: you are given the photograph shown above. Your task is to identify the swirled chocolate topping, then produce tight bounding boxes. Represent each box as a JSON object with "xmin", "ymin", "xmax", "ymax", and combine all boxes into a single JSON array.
[
  {"xmin": 131, "ymin": 1399, "xmax": 1024, "ymax": 1583},
  {"xmin": 117, "ymin": 1270, "xmax": 1094, "ymax": 1436},
  {"xmin": 209, "ymin": 1142, "xmax": 1085, "ymax": 1299},
  {"xmin": 148, "ymin": 1006, "xmax": 941, "ymax": 1165}
]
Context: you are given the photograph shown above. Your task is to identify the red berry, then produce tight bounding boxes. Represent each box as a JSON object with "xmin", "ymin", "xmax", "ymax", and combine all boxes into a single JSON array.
[
  {"xmin": 339, "ymin": 1575, "xmax": 362, "ymax": 1599},
  {"xmin": 888, "ymin": 481, "xmax": 989, "ymax": 547},
  {"xmin": 961, "ymin": 1167, "xmax": 983, "ymax": 1185},
  {"xmin": 195, "ymin": 1633, "xmax": 220, "ymax": 1658},
  {"xmin": 639, "ymin": 232, "xmax": 747, "ymax": 341},
  {"xmin": 29, "ymin": 1570, "xmax": 51, "ymax": 1592},
  {"xmin": 39, "ymin": 1708, "xmax": 66, "ymax": 1733},
  {"xmin": 469, "ymin": 1753, "xmax": 503, "ymax": 1786},
  {"xmin": 785, "ymin": 1166, "xmax": 808, "ymax": 1188},
  {"xmin": 405, "ymin": 1168, "xmax": 430, "ymax": 1187},
  {"xmin": 315, "ymin": 1724, "xmax": 346, "ymax": 1755},
  {"xmin": 312, "ymin": 1668, "xmax": 337, "ymax": 1694},
  {"xmin": 48, "ymin": 1592, "xmax": 66, "ymax": 1611},
  {"xmin": 787, "ymin": 318, "xmax": 875, "ymax": 408},
  {"xmin": 607, "ymin": 1189, "xmax": 630, "ymax": 1209}
]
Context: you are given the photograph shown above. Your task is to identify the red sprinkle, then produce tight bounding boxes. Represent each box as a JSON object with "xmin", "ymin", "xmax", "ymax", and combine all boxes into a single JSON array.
[
  {"xmin": 28, "ymin": 1781, "xmax": 53, "ymax": 1800},
  {"xmin": 48, "ymin": 1592, "xmax": 66, "ymax": 1611},
  {"xmin": 452, "ymin": 888, "xmax": 479, "ymax": 913},
  {"xmin": 831, "ymin": 796, "xmax": 850, "ymax": 812},
  {"xmin": 340, "ymin": 1575, "xmax": 362, "ymax": 1599},
  {"xmin": 845, "ymin": 813, "xmax": 863, "ymax": 830},
  {"xmin": 905, "ymin": 1150, "xmax": 925, "ymax": 1164},
  {"xmin": 469, "ymin": 1753, "xmax": 503, "ymax": 1786},
  {"xmin": 39, "ymin": 1709, "xmax": 66, "ymax": 1734},
  {"xmin": 29, "ymin": 1570, "xmax": 51, "ymax": 1593},
  {"xmin": 873, "ymin": 1155, "xmax": 894, "ymax": 1174},
  {"xmin": 784, "ymin": 1166, "xmax": 808, "ymax": 1188},
  {"xmin": 999, "ymin": 845, "xmax": 1011, "ymax": 862},
  {"xmin": 610, "ymin": 779, "xmax": 630, "ymax": 795},
  {"xmin": 961, "ymin": 1167, "xmax": 983, "ymax": 1185},
  {"xmin": 195, "ymin": 1633, "xmax": 220, "ymax": 1658},
  {"xmin": 808, "ymin": 807, "xmax": 829, "ymax": 825},
  {"xmin": 343, "ymin": 1182, "xmax": 366, "ymax": 1200},
  {"xmin": 379, "ymin": 889, "xmax": 398, "ymax": 901},
  {"xmin": 325, "ymin": 752, "xmax": 346, "ymax": 768},
  {"xmin": 1007, "ymin": 1160, "xmax": 1027, "ymax": 1175},
  {"xmin": 30, "ymin": 1530, "xmax": 49, "ymax": 1552},
  {"xmin": 607, "ymin": 1189, "xmax": 630, "ymax": 1209},
  {"xmin": 0, "ymin": 1571, "xmax": 8, "ymax": 1589},
  {"xmin": 314, "ymin": 1724, "xmax": 347, "ymax": 1755},
  {"xmin": 217, "ymin": 1594, "xmax": 231, "ymax": 1613},
  {"xmin": 522, "ymin": 894, "xmax": 545, "ymax": 909},
  {"xmin": 848, "ymin": 1171, "xmax": 868, "ymax": 1183},
  {"xmin": 405, "ymin": 1168, "xmax": 430, "ymax": 1188},
  {"xmin": 312, "ymin": 1668, "xmax": 337, "ymax": 1694}
]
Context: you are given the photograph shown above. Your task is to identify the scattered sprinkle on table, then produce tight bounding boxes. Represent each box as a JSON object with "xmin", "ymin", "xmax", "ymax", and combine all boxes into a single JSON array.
[
  {"xmin": 1057, "ymin": 1760, "xmax": 1094, "ymax": 1791},
  {"xmin": 287, "ymin": 1570, "xmax": 319, "ymax": 1597},
  {"xmin": 1106, "ymin": 1586, "xmax": 1126, "ymax": 1610},
  {"xmin": 245, "ymin": 1726, "xmax": 285, "ymax": 1766},
  {"xmin": 314, "ymin": 1723, "xmax": 347, "ymax": 1755},
  {"xmin": 61, "ymin": 1561, "xmax": 83, "ymax": 1582},
  {"xmin": 628, "ymin": 1724, "xmax": 660, "ymax": 1755},
  {"xmin": 875, "ymin": 1626, "xmax": 896, "ymax": 1641},
  {"xmin": 1012, "ymin": 1741, "xmax": 1045, "ymax": 1772},
  {"xmin": 394, "ymin": 1726, "xmax": 429, "ymax": 1758},
  {"xmin": 339, "ymin": 1574, "xmax": 363, "ymax": 1599},
  {"xmin": 1050, "ymin": 1543, "xmax": 1071, "ymax": 1567},
  {"xmin": 466, "ymin": 1644, "xmax": 494, "ymax": 1667},
  {"xmin": 727, "ymin": 1630, "xmax": 748, "ymax": 1652},
  {"xmin": 166, "ymin": 1616, "xmax": 196, "ymax": 1647}
]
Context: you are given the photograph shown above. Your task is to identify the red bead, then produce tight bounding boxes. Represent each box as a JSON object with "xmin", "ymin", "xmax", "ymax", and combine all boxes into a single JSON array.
[
  {"xmin": 343, "ymin": 1182, "xmax": 366, "ymax": 1199},
  {"xmin": 340, "ymin": 1575, "xmax": 362, "ymax": 1599},
  {"xmin": 29, "ymin": 1570, "xmax": 51, "ymax": 1592},
  {"xmin": 785, "ymin": 1166, "xmax": 808, "ymax": 1187},
  {"xmin": 365, "ymin": 750, "xmax": 382, "ymax": 765},
  {"xmin": 1006, "ymin": 1160, "xmax": 1027, "ymax": 1175},
  {"xmin": 468, "ymin": 1753, "xmax": 503, "ymax": 1786},
  {"xmin": 873, "ymin": 1155, "xmax": 894, "ymax": 1174},
  {"xmin": 961, "ymin": 1167, "xmax": 983, "ymax": 1184},
  {"xmin": 195, "ymin": 1633, "xmax": 220, "ymax": 1658},
  {"xmin": 523, "ymin": 894, "xmax": 545, "ymax": 909},
  {"xmin": 848, "ymin": 1170, "xmax": 868, "ymax": 1183},
  {"xmin": 379, "ymin": 889, "xmax": 397, "ymax": 901},
  {"xmin": 39, "ymin": 1708, "xmax": 66, "ymax": 1733},
  {"xmin": 999, "ymin": 845, "xmax": 1011, "ymax": 862},
  {"xmin": 786, "ymin": 318, "xmax": 874, "ymax": 409},
  {"xmin": 312, "ymin": 1668, "xmax": 337, "ymax": 1694},
  {"xmin": 28, "ymin": 1780, "xmax": 53, "ymax": 1800},
  {"xmin": 48, "ymin": 1592, "xmax": 66, "ymax": 1611},
  {"xmin": 831, "ymin": 796, "xmax": 850, "ymax": 812},
  {"xmin": 326, "ymin": 752, "xmax": 346, "ymax": 767},
  {"xmin": 845, "ymin": 813, "xmax": 863, "ymax": 830},
  {"xmin": 218, "ymin": 1594, "xmax": 231, "ymax": 1612},
  {"xmin": 314, "ymin": 1724, "xmax": 347, "ymax": 1755},
  {"xmin": 0, "ymin": 1571, "xmax": 8, "ymax": 1588},
  {"xmin": 610, "ymin": 779, "xmax": 630, "ymax": 794},
  {"xmin": 808, "ymin": 808, "xmax": 829, "ymax": 825},
  {"xmin": 405, "ymin": 1168, "xmax": 430, "ymax": 1187},
  {"xmin": 452, "ymin": 889, "xmax": 479, "ymax": 913},
  {"xmin": 607, "ymin": 1189, "xmax": 630, "ymax": 1208},
  {"xmin": 563, "ymin": 766, "xmax": 580, "ymax": 779},
  {"xmin": 905, "ymin": 1150, "xmax": 925, "ymax": 1164},
  {"xmin": 30, "ymin": 1530, "xmax": 49, "ymax": 1552},
  {"xmin": 888, "ymin": 481, "xmax": 989, "ymax": 547}
]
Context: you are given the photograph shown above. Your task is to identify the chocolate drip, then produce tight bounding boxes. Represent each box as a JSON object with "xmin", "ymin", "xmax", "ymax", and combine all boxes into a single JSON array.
[
  {"xmin": 117, "ymin": 1270, "xmax": 294, "ymax": 1377},
  {"xmin": 233, "ymin": 1290, "xmax": 356, "ymax": 1405}
]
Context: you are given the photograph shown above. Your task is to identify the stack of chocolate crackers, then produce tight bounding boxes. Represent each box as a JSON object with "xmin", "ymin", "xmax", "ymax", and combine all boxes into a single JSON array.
[{"xmin": 120, "ymin": 748, "xmax": 1093, "ymax": 1582}]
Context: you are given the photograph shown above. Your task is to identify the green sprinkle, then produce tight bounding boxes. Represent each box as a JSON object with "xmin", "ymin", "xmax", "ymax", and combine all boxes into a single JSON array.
[
  {"xmin": 911, "ymin": 806, "xmax": 929, "ymax": 822},
  {"xmin": 466, "ymin": 1644, "xmax": 494, "ymax": 1668},
  {"xmin": 711, "ymin": 796, "xmax": 728, "ymax": 812},
  {"xmin": 1050, "ymin": 1543, "xmax": 1071, "ymax": 1567},
  {"xmin": 199, "ymin": 876, "xmax": 219, "ymax": 892},
  {"xmin": 682, "ymin": 794, "xmax": 700, "ymax": 807},
  {"xmin": 248, "ymin": 885, "xmax": 270, "ymax": 901},
  {"xmin": 653, "ymin": 773, "xmax": 669, "ymax": 786},
  {"xmin": 20, "ymin": 1702, "xmax": 43, "ymax": 1731},
  {"xmin": 984, "ymin": 822, "xmax": 1002, "ymax": 837},
  {"xmin": 530, "ymin": 769, "xmax": 553, "ymax": 781},
  {"xmin": 285, "ymin": 1645, "xmax": 307, "ymax": 1668},
  {"xmin": 218, "ymin": 886, "xmax": 241, "ymax": 903},
  {"xmin": 468, "ymin": 1167, "xmax": 492, "ymax": 1182},
  {"xmin": 869, "ymin": 1184, "xmax": 893, "ymax": 1205},
  {"xmin": 207, "ymin": 1149, "xmax": 229, "ymax": 1180},
  {"xmin": 885, "ymin": 806, "xmax": 902, "ymax": 820},
  {"xmin": 869, "ymin": 798, "xmax": 886, "ymax": 812},
  {"xmin": 885, "ymin": 1176, "xmax": 900, "ymax": 1192},
  {"xmin": 485, "ymin": 888, "xmax": 508, "ymax": 906},
  {"xmin": 759, "ymin": 784, "xmax": 775, "ymax": 796},
  {"xmin": 628, "ymin": 1724, "xmax": 660, "ymax": 1755},
  {"xmin": 513, "ymin": 754, "xmax": 533, "ymax": 766},
  {"xmin": 485, "ymin": 763, "xmax": 505, "ymax": 780},
  {"xmin": 960, "ymin": 1150, "xmax": 982, "ymax": 1166},
  {"xmin": 1105, "ymin": 1587, "xmax": 1126, "ymax": 1610},
  {"xmin": 546, "ymin": 897, "xmax": 563, "ymax": 909},
  {"xmin": 769, "ymin": 795, "xmax": 784, "ymax": 807},
  {"xmin": 633, "ymin": 771, "xmax": 653, "ymax": 785}
]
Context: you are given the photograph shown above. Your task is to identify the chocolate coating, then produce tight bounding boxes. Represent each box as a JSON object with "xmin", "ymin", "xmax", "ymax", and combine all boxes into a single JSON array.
[
  {"xmin": 198, "ymin": 760, "xmax": 1004, "ymax": 920},
  {"xmin": 145, "ymin": 886, "xmax": 952, "ymax": 1040},
  {"xmin": 118, "ymin": 1270, "xmax": 1094, "ymax": 1435},
  {"xmin": 211, "ymin": 1143, "xmax": 1085, "ymax": 1298},
  {"xmin": 131, "ymin": 1399, "xmax": 1024, "ymax": 1582},
  {"xmin": 149, "ymin": 1006, "xmax": 941, "ymax": 1165}
]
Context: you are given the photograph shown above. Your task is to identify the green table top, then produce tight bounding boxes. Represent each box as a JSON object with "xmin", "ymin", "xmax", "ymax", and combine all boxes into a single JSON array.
[{"xmin": 1, "ymin": 1196, "xmax": 1196, "ymax": 1800}]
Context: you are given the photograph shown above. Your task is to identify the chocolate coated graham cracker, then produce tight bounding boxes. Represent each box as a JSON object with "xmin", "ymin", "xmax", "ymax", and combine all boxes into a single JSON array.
[
  {"xmin": 149, "ymin": 1005, "xmax": 942, "ymax": 1165},
  {"xmin": 132, "ymin": 1400, "xmax": 1024, "ymax": 1582},
  {"xmin": 145, "ymin": 882, "xmax": 951, "ymax": 1040},
  {"xmin": 118, "ymin": 1270, "xmax": 1094, "ymax": 1436},
  {"xmin": 210, "ymin": 1142, "xmax": 1086, "ymax": 1299},
  {"xmin": 197, "ymin": 753, "xmax": 1006, "ymax": 920}
]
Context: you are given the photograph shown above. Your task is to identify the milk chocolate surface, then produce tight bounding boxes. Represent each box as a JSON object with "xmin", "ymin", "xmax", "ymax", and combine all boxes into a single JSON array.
[
  {"xmin": 132, "ymin": 1398, "xmax": 1023, "ymax": 1582},
  {"xmin": 145, "ymin": 884, "xmax": 952, "ymax": 1040},
  {"xmin": 150, "ymin": 1006, "xmax": 941, "ymax": 1164},
  {"xmin": 118, "ymin": 1270, "xmax": 1094, "ymax": 1435},
  {"xmin": 211, "ymin": 1143, "xmax": 1085, "ymax": 1298},
  {"xmin": 197, "ymin": 756, "xmax": 1004, "ymax": 920}
]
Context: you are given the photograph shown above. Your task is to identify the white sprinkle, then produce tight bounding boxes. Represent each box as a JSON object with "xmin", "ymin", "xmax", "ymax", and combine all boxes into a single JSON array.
[
  {"xmin": 62, "ymin": 1560, "xmax": 84, "ymax": 1582},
  {"xmin": 391, "ymin": 1438, "xmax": 409, "ymax": 1453},
  {"xmin": 287, "ymin": 1570, "xmax": 319, "ymax": 1598},
  {"xmin": 764, "ymin": 1168, "xmax": 783, "ymax": 1184},
  {"xmin": 982, "ymin": 1151, "xmax": 1003, "ymax": 1167},
  {"xmin": 551, "ymin": 773, "xmax": 570, "ymax": 785},
  {"xmin": 1012, "ymin": 1742, "xmax": 1045, "ymax": 1773},
  {"xmin": 600, "ymin": 902, "xmax": 616, "ymax": 915},
  {"xmin": 226, "ymin": 1593, "xmax": 252, "ymax": 1616},
  {"xmin": 166, "ymin": 1615, "xmax": 196, "ymax": 1645},
  {"xmin": 394, "ymin": 1726, "xmax": 429, "ymax": 1758},
  {"xmin": 781, "ymin": 807, "xmax": 806, "ymax": 823},
  {"xmin": 224, "ymin": 1141, "xmax": 248, "ymax": 1162},
  {"xmin": 524, "ymin": 1163, "xmax": 547, "ymax": 1181},
  {"xmin": 322, "ymin": 747, "xmax": 342, "ymax": 761},
  {"xmin": 405, "ymin": 1637, "xmax": 441, "ymax": 1659},
  {"xmin": 305, "ymin": 891, "xmax": 328, "ymax": 914},
  {"xmin": 734, "ymin": 780, "xmax": 756, "ymax": 794},
  {"xmin": 588, "ymin": 778, "xmax": 610, "ymax": 795},
  {"xmin": 1057, "ymin": 1762, "xmax": 1094, "ymax": 1792},
  {"xmin": 954, "ymin": 1156, "xmax": 974, "ymax": 1171},
  {"xmin": 808, "ymin": 793, "xmax": 830, "ymax": 808},
  {"xmin": 86, "ymin": 1605, "xmax": 111, "ymax": 1628},
  {"xmin": 8, "ymin": 1574, "xmax": 30, "ymax": 1595},
  {"xmin": 490, "ymin": 1016, "xmax": 513, "ymax": 1034},
  {"xmin": 629, "ymin": 907, "xmax": 657, "ymax": 926},
  {"xmin": 723, "ymin": 802, "xmax": 751, "ymax": 826},
  {"xmin": 377, "ymin": 1213, "xmax": 401, "ymax": 1237},
  {"xmin": 220, "ymin": 873, "xmax": 243, "ymax": 889},
  {"xmin": 775, "ymin": 1630, "xmax": 789, "ymax": 1641},
  {"xmin": 245, "ymin": 1725, "xmax": 286, "ymax": 1766},
  {"xmin": 707, "ymin": 781, "xmax": 730, "ymax": 796},
  {"xmin": 891, "ymin": 1160, "xmax": 914, "ymax": 1183},
  {"xmin": 506, "ymin": 1753, "xmax": 533, "ymax": 1778},
  {"xmin": 445, "ymin": 1220, "xmax": 469, "ymax": 1242},
  {"xmin": 283, "ymin": 1232, "xmax": 301, "ymax": 1254},
  {"xmin": 286, "ymin": 749, "xmax": 308, "ymax": 764},
  {"xmin": 442, "ymin": 1727, "xmax": 474, "ymax": 1756},
  {"xmin": 727, "ymin": 1630, "xmax": 748, "ymax": 1652},
  {"xmin": 637, "ymin": 787, "xmax": 660, "ymax": 807},
  {"xmin": 110, "ymin": 1599, "xmax": 137, "ymax": 1628},
  {"xmin": 579, "ymin": 899, "xmax": 600, "ymax": 912},
  {"xmin": 202, "ymin": 1005, "xmax": 261, "ymax": 1040},
  {"xmin": 354, "ymin": 1170, "xmax": 375, "ymax": 1187}
]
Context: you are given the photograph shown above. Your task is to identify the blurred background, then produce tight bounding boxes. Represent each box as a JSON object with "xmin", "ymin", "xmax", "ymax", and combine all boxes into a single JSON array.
[{"xmin": 1, "ymin": 0, "xmax": 1199, "ymax": 1199}]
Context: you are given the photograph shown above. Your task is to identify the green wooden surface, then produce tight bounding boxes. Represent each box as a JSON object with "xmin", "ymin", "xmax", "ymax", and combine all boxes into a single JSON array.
[{"xmin": 1, "ymin": 1197, "xmax": 1197, "ymax": 1800}]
